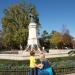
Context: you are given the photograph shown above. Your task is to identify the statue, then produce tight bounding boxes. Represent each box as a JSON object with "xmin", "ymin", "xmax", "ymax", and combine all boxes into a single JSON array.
[
  {"xmin": 26, "ymin": 7, "xmax": 40, "ymax": 51},
  {"xmin": 29, "ymin": 7, "xmax": 39, "ymax": 24},
  {"xmin": 29, "ymin": 7, "xmax": 35, "ymax": 22}
]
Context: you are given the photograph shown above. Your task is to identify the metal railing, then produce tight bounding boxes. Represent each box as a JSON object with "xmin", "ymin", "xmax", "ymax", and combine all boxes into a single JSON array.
[
  {"xmin": 55, "ymin": 67, "xmax": 75, "ymax": 75},
  {"xmin": 0, "ymin": 66, "xmax": 75, "ymax": 75}
]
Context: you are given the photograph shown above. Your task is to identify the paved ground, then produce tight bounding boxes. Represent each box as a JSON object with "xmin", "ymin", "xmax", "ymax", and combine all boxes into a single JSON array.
[
  {"xmin": 0, "ymin": 52, "xmax": 69, "ymax": 60},
  {"xmin": 0, "ymin": 50, "xmax": 74, "ymax": 60},
  {"xmin": 66, "ymin": 73, "xmax": 75, "ymax": 75}
]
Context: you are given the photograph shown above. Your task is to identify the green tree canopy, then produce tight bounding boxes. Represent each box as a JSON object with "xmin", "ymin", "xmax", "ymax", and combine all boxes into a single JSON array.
[
  {"xmin": 50, "ymin": 32, "xmax": 62, "ymax": 49},
  {"xmin": 2, "ymin": 2, "xmax": 40, "ymax": 50},
  {"xmin": 39, "ymin": 30, "xmax": 50, "ymax": 49}
]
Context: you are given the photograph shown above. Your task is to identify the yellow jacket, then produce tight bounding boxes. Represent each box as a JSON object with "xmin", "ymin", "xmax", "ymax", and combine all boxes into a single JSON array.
[{"xmin": 30, "ymin": 56, "xmax": 36, "ymax": 68}]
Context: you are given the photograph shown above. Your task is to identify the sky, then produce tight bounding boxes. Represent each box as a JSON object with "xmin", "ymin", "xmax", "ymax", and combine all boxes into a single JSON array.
[{"xmin": 0, "ymin": 0, "xmax": 75, "ymax": 37}]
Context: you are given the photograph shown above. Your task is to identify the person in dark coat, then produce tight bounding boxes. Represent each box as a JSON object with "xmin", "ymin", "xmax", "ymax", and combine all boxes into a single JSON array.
[{"xmin": 37, "ymin": 52, "xmax": 55, "ymax": 75}]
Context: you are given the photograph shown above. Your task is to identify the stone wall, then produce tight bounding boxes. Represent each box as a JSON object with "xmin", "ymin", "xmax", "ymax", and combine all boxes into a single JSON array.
[{"xmin": 49, "ymin": 49, "xmax": 72, "ymax": 54}]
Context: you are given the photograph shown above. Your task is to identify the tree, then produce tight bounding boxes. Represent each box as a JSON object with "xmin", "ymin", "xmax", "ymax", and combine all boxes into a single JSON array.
[
  {"xmin": 50, "ymin": 32, "xmax": 63, "ymax": 49},
  {"xmin": 63, "ymin": 34, "xmax": 73, "ymax": 49},
  {"xmin": 0, "ymin": 30, "xmax": 2, "ymax": 49},
  {"xmin": 62, "ymin": 25, "xmax": 73, "ymax": 49},
  {"xmin": 41, "ymin": 30, "xmax": 49, "ymax": 39},
  {"xmin": 39, "ymin": 30, "xmax": 50, "ymax": 49},
  {"xmin": 62, "ymin": 25, "xmax": 70, "ymax": 35},
  {"xmin": 72, "ymin": 39, "xmax": 75, "ymax": 49},
  {"xmin": 2, "ymin": 2, "xmax": 40, "ymax": 50}
]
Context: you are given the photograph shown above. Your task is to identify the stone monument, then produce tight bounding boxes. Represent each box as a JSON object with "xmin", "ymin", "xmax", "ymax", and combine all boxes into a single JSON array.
[{"xmin": 26, "ymin": 7, "xmax": 40, "ymax": 51}]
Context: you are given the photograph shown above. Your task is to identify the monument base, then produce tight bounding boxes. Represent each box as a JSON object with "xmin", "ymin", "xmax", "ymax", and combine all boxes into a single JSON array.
[{"xmin": 25, "ymin": 43, "xmax": 42, "ymax": 52}]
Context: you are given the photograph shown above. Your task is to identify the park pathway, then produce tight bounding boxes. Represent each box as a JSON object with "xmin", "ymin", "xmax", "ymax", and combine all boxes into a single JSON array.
[{"xmin": 66, "ymin": 73, "xmax": 75, "ymax": 75}]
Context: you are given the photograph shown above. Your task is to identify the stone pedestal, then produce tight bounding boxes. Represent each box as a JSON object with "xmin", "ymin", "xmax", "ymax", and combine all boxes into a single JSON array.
[{"xmin": 27, "ymin": 22, "xmax": 39, "ymax": 50}]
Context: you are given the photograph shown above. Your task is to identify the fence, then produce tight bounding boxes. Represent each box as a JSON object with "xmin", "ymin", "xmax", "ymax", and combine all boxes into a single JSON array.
[
  {"xmin": 55, "ymin": 67, "xmax": 75, "ymax": 75},
  {"xmin": 0, "ymin": 66, "xmax": 75, "ymax": 75}
]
